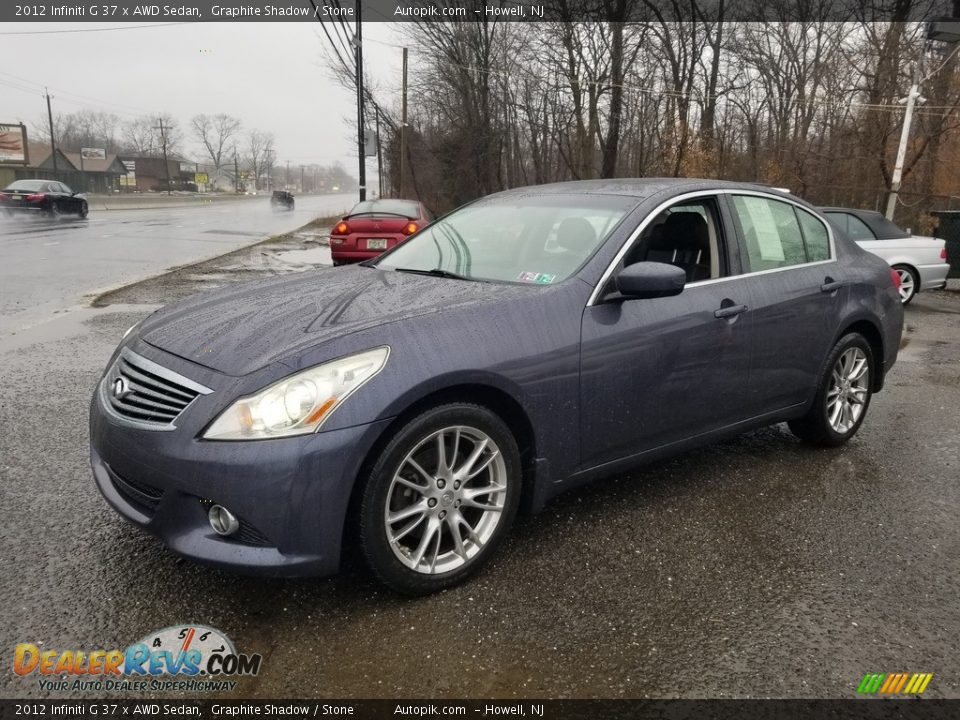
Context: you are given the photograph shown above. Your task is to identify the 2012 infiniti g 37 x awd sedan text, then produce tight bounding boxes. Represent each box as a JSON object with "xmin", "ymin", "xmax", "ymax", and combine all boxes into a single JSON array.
[{"xmin": 90, "ymin": 179, "xmax": 904, "ymax": 595}]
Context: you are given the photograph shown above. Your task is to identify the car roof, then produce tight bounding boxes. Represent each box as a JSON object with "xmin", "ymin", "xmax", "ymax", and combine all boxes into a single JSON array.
[
  {"xmin": 818, "ymin": 206, "xmax": 910, "ymax": 240},
  {"xmin": 487, "ymin": 177, "xmax": 795, "ymax": 201}
]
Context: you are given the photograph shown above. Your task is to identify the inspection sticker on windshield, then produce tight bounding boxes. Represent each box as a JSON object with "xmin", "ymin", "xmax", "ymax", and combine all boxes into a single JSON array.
[{"xmin": 518, "ymin": 271, "xmax": 556, "ymax": 284}]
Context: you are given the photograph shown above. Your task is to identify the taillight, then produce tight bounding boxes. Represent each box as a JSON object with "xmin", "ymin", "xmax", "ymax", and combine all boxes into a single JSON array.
[
  {"xmin": 403, "ymin": 222, "xmax": 418, "ymax": 235},
  {"xmin": 890, "ymin": 268, "xmax": 901, "ymax": 288},
  {"xmin": 942, "ymin": 247, "xmax": 948, "ymax": 260},
  {"xmin": 25, "ymin": 193, "xmax": 45, "ymax": 201},
  {"xmin": 333, "ymin": 221, "xmax": 349, "ymax": 235}
]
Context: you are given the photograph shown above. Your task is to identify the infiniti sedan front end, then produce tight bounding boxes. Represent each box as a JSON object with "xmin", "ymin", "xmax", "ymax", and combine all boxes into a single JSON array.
[{"xmin": 90, "ymin": 340, "xmax": 395, "ymax": 576}]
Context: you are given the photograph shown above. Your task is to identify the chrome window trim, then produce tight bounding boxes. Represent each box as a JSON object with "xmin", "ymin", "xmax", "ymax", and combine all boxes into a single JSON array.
[{"xmin": 586, "ymin": 188, "xmax": 838, "ymax": 306}]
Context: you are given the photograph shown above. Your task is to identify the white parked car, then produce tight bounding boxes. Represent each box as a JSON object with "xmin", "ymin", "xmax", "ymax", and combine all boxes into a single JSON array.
[{"xmin": 820, "ymin": 207, "xmax": 949, "ymax": 305}]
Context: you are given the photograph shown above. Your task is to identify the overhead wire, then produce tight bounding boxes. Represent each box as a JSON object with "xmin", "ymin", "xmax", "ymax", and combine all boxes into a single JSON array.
[{"xmin": 0, "ymin": 22, "xmax": 190, "ymax": 36}]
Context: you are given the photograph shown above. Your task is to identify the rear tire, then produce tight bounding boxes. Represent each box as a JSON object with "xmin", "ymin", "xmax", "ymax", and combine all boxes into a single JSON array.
[
  {"xmin": 48, "ymin": 202, "xmax": 61, "ymax": 219},
  {"xmin": 358, "ymin": 403, "xmax": 521, "ymax": 595},
  {"xmin": 893, "ymin": 264, "xmax": 918, "ymax": 305},
  {"xmin": 788, "ymin": 333, "xmax": 874, "ymax": 447}
]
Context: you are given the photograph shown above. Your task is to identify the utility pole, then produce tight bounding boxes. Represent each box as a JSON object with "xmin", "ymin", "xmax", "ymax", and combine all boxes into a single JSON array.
[
  {"xmin": 885, "ymin": 63, "xmax": 922, "ymax": 220},
  {"xmin": 45, "ymin": 89, "xmax": 59, "ymax": 180},
  {"xmin": 234, "ymin": 152, "xmax": 240, "ymax": 194},
  {"xmin": 355, "ymin": 4, "xmax": 366, "ymax": 202},
  {"xmin": 375, "ymin": 108, "xmax": 384, "ymax": 198},
  {"xmin": 154, "ymin": 117, "xmax": 172, "ymax": 196},
  {"xmin": 300, "ymin": 165, "xmax": 305, "ymax": 192},
  {"xmin": 400, "ymin": 46, "xmax": 408, "ymax": 198},
  {"xmin": 286, "ymin": 159, "xmax": 290, "ymax": 189}
]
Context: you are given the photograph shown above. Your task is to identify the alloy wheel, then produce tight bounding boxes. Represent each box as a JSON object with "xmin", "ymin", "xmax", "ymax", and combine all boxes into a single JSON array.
[
  {"xmin": 826, "ymin": 347, "xmax": 869, "ymax": 434},
  {"xmin": 384, "ymin": 425, "xmax": 508, "ymax": 575},
  {"xmin": 895, "ymin": 267, "xmax": 915, "ymax": 304}
]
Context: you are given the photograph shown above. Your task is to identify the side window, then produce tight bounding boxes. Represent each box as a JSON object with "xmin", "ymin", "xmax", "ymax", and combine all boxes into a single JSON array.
[
  {"xmin": 844, "ymin": 214, "xmax": 877, "ymax": 241},
  {"xmin": 796, "ymin": 208, "xmax": 831, "ymax": 262},
  {"xmin": 731, "ymin": 195, "xmax": 808, "ymax": 272},
  {"xmin": 623, "ymin": 198, "xmax": 725, "ymax": 282}
]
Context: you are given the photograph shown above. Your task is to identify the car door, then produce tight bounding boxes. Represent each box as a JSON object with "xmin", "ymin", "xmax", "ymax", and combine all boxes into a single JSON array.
[
  {"xmin": 55, "ymin": 183, "xmax": 76, "ymax": 212},
  {"xmin": 728, "ymin": 193, "xmax": 844, "ymax": 415},
  {"xmin": 579, "ymin": 194, "xmax": 754, "ymax": 469}
]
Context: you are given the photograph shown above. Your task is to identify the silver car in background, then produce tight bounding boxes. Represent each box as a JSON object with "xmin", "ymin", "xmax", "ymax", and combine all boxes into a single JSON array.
[{"xmin": 821, "ymin": 207, "xmax": 949, "ymax": 305}]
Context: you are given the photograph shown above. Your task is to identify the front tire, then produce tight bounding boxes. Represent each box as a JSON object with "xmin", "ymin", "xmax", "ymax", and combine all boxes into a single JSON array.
[
  {"xmin": 788, "ymin": 333, "xmax": 874, "ymax": 447},
  {"xmin": 358, "ymin": 404, "xmax": 521, "ymax": 595},
  {"xmin": 893, "ymin": 264, "xmax": 918, "ymax": 305},
  {"xmin": 78, "ymin": 201, "xmax": 88, "ymax": 219}
]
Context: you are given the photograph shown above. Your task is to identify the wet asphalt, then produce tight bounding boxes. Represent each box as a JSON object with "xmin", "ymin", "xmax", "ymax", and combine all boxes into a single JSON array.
[
  {"xmin": 0, "ymin": 230, "xmax": 958, "ymax": 699},
  {"xmin": 0, "ymin": 194, "xmax": 352, "ymax": 336}
]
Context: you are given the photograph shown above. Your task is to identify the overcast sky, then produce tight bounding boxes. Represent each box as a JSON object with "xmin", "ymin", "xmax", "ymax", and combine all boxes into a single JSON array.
[{"xmin": 0, "ymin": 22, "xmax": 410, "ymax": 175}]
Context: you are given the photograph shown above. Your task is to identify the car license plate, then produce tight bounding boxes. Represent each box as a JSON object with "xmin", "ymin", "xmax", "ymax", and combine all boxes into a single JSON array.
[
  {"xmin": 367, "ymin": 239, "xmax": 387, "ymax": 250},
  {"xmin": 12, "ymin": 195, "xmax": 22, "ymax": 201}
]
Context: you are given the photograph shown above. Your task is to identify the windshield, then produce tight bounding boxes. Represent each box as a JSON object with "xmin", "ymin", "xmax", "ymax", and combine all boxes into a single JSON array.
[
  {"xmin": 374, "ymin": 194, "xmax": 634, "ymax": 284},
  {"xmin": 5, "ymin": 180, "xmax": 46, "ymax": 192},
  {"xmin": 347, "ymin": 199, "xmax": 421, "ymax": 218}
]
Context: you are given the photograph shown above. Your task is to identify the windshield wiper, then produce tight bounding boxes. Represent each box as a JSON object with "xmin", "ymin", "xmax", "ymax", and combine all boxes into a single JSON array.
[{"xmin": 393, "ymin": 267, "xmax": 474, "ymax": 281}]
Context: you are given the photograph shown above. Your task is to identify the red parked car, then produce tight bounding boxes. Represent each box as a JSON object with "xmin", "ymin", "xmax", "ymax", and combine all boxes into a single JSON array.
[{"xmin": 329, "ymin": 199, "xmax": 432, "ymax": 265}]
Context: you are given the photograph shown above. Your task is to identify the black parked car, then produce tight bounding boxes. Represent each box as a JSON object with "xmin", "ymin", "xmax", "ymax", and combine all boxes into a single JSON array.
[
  {"xmin": 90, "ymin": 179, "xmax": 903, "ymax": 595},
  {"xmin": 270, "ymin": 190, "xmax": 294, "ymax": 211},
  {"xmin": 0, "ymin": 179, "xmax": 88, "ymax": 218}
]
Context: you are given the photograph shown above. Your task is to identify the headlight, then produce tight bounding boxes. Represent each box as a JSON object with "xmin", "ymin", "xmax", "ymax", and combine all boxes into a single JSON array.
[{"xmin": 202, "ymin": 347, "xmax": 390, "ymax": 440}]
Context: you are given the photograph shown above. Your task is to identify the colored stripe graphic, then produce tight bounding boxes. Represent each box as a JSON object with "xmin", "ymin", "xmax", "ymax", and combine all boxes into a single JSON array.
[{"xmin": 857, "ymin": 672, "xmax": 933, "ymax": 694}]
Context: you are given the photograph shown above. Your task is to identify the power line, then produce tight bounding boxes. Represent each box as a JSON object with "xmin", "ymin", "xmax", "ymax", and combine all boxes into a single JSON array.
[{"xmin": 0, "ymin": 22, "xmax": 190, "ymax": 36}]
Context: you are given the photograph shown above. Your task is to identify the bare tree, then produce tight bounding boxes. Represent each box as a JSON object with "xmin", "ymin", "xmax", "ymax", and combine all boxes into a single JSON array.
[
  {"xmin": 246, "ymin": 129, "xmax": 275, "ymax": 190},
  {"xmin": 191, "ymin": 113, "xmax": 242, "ymax": 175},
  {"xmin": 122, "ymin": 116, "xmax": 159, "ymax": 154}
]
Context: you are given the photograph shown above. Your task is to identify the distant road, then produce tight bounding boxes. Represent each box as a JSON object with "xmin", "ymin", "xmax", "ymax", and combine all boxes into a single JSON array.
[{"xmin": 0, "ymin": 193, "xmax": 353, "ymax": 336}]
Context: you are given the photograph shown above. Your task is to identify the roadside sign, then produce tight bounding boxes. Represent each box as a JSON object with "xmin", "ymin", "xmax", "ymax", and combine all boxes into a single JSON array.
[
  {"xmin": 0, "ymin": 123, "xmax": 28, "ymax": 165},
  {"xmin": 80, "ymin": 148, "xmax": 106, "ymax": 160},
  {"xmin": 195, "ymin": 172, "xmax": 209, "ymax": 184}
]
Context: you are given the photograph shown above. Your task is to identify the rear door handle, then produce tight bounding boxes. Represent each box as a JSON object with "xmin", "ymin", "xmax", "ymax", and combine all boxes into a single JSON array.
[
  {"xmin": 821, "ymin": 280, "xmax": 843, "ymax": 293},
  {"xmin": 714, "ymin": 304, "xmax": 748, "ymax": 319}
]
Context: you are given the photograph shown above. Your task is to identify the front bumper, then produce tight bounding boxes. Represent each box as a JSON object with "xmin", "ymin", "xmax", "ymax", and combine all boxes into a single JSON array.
[{"xmin": 89, "ymin": 349, "xmax": 393, "ymax": 577}]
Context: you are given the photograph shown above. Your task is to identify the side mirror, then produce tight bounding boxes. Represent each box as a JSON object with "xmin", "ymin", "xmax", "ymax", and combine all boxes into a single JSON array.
[{"xmin": 614, "ymin": 261, "xmax": 686, "ymax": 299}]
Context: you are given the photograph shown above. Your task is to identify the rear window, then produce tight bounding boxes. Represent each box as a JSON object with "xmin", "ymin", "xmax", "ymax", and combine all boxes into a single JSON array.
[
  {"xmin": 5, "ymin": 180, "xmax": 46, "ymax": 192},
  {"xmin": 348, "ymin": 200, "xmax": 420, "ymax": 218}
]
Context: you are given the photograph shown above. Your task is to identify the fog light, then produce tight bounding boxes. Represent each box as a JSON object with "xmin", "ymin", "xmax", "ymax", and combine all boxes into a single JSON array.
[{"xmin": 208, "ymin": 505, "xmax": 239, "ymax": 536}]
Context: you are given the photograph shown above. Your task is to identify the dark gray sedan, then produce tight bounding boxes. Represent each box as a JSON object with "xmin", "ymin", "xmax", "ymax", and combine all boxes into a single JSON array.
[{"xmin": 90, "ymin": 179, "xmax": 903, "ymax": 594}]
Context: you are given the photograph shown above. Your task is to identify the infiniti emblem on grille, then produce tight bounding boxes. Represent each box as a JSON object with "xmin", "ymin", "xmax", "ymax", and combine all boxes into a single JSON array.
[{"xmin": 112, "ymin": 377, "xmax": 131, "ymax": 400}]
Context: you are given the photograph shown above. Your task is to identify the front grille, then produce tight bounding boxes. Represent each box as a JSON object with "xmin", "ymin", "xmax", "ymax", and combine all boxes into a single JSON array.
[
  {"xmin": 103, "ymin": 348, "xmax": 212, "ymax": 429},
  {"xmin": 107, "ymin": 466, "xmax": 164, "ymax": 514}
]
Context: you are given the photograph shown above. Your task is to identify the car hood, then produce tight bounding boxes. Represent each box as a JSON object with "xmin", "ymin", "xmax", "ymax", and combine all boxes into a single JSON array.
[{"xmin": 140, "ymin": 266, "xmax": 534, "ymax": 376}]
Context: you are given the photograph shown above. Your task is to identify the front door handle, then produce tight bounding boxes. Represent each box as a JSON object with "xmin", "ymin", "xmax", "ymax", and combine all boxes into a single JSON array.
[
  {"xmin": 714, "ymin": 303, "xmax": 748, "ymax": 319},
  {"xmin": 821, "ymin": 279, "xmax": 843, "ymax": 293}
]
